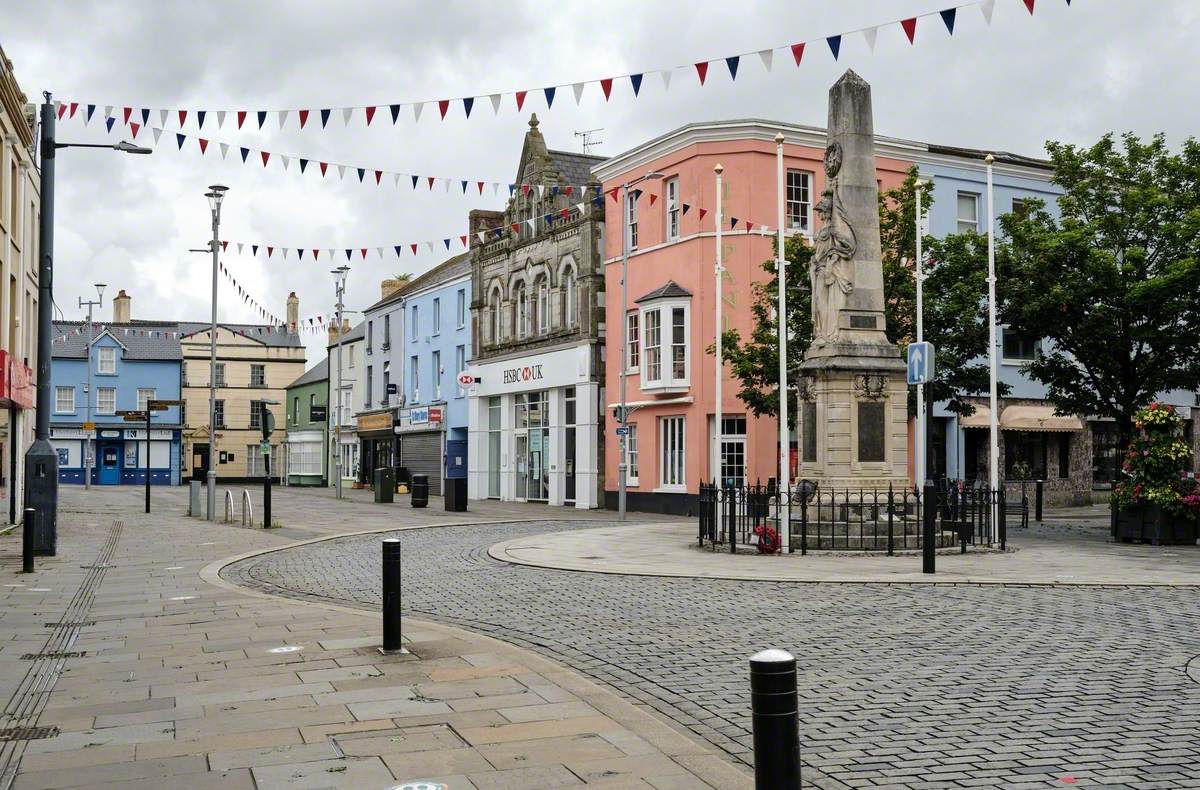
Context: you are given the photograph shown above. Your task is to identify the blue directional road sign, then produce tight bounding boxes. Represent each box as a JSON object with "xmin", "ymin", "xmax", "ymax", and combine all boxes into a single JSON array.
[
  {"xmin": 614, "ymin": 426, "xmax": 630, "ymax": 436},
  {"xmin": 906, "ymin": 342, "xmax": 935, "ymax": 385}
]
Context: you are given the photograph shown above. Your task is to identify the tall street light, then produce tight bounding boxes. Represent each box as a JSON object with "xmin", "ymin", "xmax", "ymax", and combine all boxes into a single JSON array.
[
  {"xmin": 204, "ymin": 185, "xmax": 228, "ymax": 521},
  {"xmin": 617, "ymin": 170, "xmax": 663, "ymax": 521},
  {"xmin": 331, "ymin": 265, "xmax": 350, "ymax": 500},
  {"xmin": 78, "ymin": 283, "xmax": 106, "ymax": 491},
  {"xmin": 25, "ymin": 92, "xmax": 150, "ymax": 558}
]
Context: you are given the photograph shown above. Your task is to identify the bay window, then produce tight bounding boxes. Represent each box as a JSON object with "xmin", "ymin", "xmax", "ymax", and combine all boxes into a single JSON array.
[{"xmin": 639, "ymin": 299, "xmax": 690, "ymax": 392}]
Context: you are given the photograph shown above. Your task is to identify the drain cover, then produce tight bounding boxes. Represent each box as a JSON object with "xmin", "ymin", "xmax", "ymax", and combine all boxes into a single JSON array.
[
  {"xmin": 389, "ymin": 783, "xmax": 447, "ymax": 790},
  {"xmin": 21, "ymin": 651, "xmax": 86, "ymax": 661},
  {"xmin": 0, "ymin": 726, "xmax": 59, "ymax": 741}
]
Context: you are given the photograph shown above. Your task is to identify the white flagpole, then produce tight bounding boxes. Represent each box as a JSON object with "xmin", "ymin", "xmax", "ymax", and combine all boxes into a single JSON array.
[
  {"xmin": 714, "ymin": 163, "xmax": 724, "ymax": 489},
  {"xmin": 985, "ymin": 154, "xmax": 1000, "ymax": 542},
  {"xmin": 915, "ymin": 179, "xmax": 925, "ymax": 490},
  {"xmin": 775, "ymin": 134, "xmax": 790, "ymax": 553}
]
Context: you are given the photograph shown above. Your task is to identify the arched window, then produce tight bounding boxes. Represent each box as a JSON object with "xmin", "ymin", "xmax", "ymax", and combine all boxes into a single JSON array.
[
  {"xmin": 515, "ymin": 283, "xmax": 528, "ymax": 338},
  {"xmin": 563, "ymin": 266, "xmax": 578, "ymax": 329},
  {"xmin": 489, "ymin": 289, "xmax": 502, "ymax": 342},
  {"xmin": 536, "ymin": 277, "xmax": 549, "ymax": 333}
]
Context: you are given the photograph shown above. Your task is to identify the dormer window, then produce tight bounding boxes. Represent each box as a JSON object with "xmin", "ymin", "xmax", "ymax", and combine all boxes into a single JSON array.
[
  {"xmin": 635, "ymin": 281, "xmax": 692, "ymax": 393},
  {"xmin": 97, "ymin": 346, "xmax": 116, "ymax": 374}
]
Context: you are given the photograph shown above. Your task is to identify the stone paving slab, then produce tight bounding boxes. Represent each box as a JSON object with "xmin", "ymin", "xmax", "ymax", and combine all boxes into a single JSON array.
[
  {"xmin": 488, "ymin": 520, "xmax": 1200, "ymax": 585},
  {"xmin": 0, "ymin": 486, "xmax": 745, "ymax": 790}
]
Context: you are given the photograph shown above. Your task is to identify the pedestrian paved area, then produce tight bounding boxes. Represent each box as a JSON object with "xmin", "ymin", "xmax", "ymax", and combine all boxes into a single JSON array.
[
  {"xmin": 223, "ymin": 497, "xmax": 1200, "ymax": 789},
  {"xmin": 0, "ymin": 486, "xmax": 744, "ymax": 789},
  {"xmin": 489, "ymin": 517, "xmax": 1200, "ymax": 586}
]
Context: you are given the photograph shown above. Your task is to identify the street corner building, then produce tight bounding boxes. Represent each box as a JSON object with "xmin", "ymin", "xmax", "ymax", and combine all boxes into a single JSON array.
[
  {"xmin": 50, "ymin": 308, "xmax": 183, "ymax": 485},
  {"xmin": 358, "ymin": 252, "xmax": 471, "ymax": 497},
  {"xmin": 283, "ymin": 357, "xmax": 328, "ymax": 486},
  {"xmin": 464, "ymin": 115, "xmax": 607, "ymax": 509}
]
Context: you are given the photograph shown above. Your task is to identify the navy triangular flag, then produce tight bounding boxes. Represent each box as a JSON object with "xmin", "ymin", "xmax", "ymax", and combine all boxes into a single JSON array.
[
  {"xmin": 543, "ymin": 86, "xmax": 556, "ymax": 107},
  {"xmin": 176, "ymin": 133, "xmax": 185, "ymax": 149},
  {"xmin": 298, "ymin": 249, "xmax": 305, "ymax": 260},
  {"xmin": 140, "ymin": 108, "xmax": 150, "ymax": 124},
  {"xmin": 239, "ymin": 147, "xmax": 250, "ymax": 162},
  {"xmin": 390, "ymin": 104, "xmax": 401, "ymax": 123},
  {"xmin": 940, "ymin": 8, "xmax": 956, "ymax": 34},
  {"xmin": 299, "ymin": 158, "xmax": 308, "ymax": 173},
  {"xmin": 345, "ymin": 249, "xmax": 352, "ymax": 261},
  {"xmin": 463, "ymin": 97, "xmax": 474, "ymax": 118},
  {"xmin": 730, "ymin": 217, "xmax": 739, "ymax": 229},
  {"xmin": 726, "ymin": 56, "xmax": 740, "ymax": 80},
  {"xmin": 411, "ymin": 175, "xmax": 419, "ymax": 189},
  {"xmin": 444, "ymin": 239, "xmax": 451, "ymax": 250},
  {"xmin": 630, "ymin": 73, "xmax": 643, "ymax": 96},
  {"xmin": 105, "ymin": 117, "xmax": 115, "ymax": 132},
  {"xmin": 394, "ymin": 245, "xmax": 402, "ymax": 257},
  {"xmin": 357, "ymin": 168, "xmax": 365, "ymax": 182},
  {"xmin": 251, "ymin": 245, "xmax": 258, "ymax": 256},
  {"xmin": 682, "ymin": 203, "xmax": 691, "ymax": 215},
  {"xmin": 257, "ymin": 111, "xmax": 267, "ymax": 128},
  {"xmin": 827, "ymin": 35, "xmax": 841, "ymax": 60},
  {"xmin": 320, "ymin": 109, "xmax": 331, "ymax": 128},
  {"xmin": 461, "ymin": 180, "xmax": 468, "ymax": 193},
  {"xmin": 86, "ymin": 104, "xmax": 95, "ymax": 122},
  {"xmin": 197, "ymin": 110, "xmax": 206, "ymax": 128}
]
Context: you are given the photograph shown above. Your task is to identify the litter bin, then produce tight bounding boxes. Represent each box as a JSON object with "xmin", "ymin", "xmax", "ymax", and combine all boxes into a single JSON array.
[
  {"xmin": 374, "ymin": 468, "xmax": 395, "ymax": 503},
  {"xmin": 410, "ymin": 474, "xmax": 428, "ymax": 508},
  {"xmin": 444, "ymin": 477, "xmax": 467, "ymax": 512}
]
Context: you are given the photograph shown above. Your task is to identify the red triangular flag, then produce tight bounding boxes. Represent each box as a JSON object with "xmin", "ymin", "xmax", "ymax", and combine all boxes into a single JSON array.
[
  {"xmin": 123, "ymin": 107, "xmax": 132, "ymax": 124},
  {"xmin": 129, "ymin": 122, "xmax": 140, "ymax": 138},
  {"xmin": 374, "ymin": 170, "xmax": 383, "ymax": 184},
  {"xmin": 267, "ymin": 246, "xmax": 274, "ymax": 257},
  {"xmin": 198, "ymin": 138, "xmax": 208, "ymax": 154},
  {"xmin": 515, "ymin": 91, "xmax": 527, "ymax": 111},
  {"xmin": 365, "ymin": 106, "xmax": 377, "ymax": 125},
  {"xmin": 313, "ymin": 249, "xmax": 320, "ymax": 259},
  {"xmin": 360, "ymin": 248, "xmax": 368, "ymax": 259},
  {"xmin": 1024, "ymin": 0, "xmax": 1035, "ymax": 13},
  {"xmin": 178, "ymin": 110, "xmax": 187, "ymax": 127},
  {"xmin": 511, "ymin": 223, "xmax": 521, "ymax": 233},
  {"xmin": 427, "ymin": 176, "xmax": 435, "ymax": 189},
  {"xmin": 901, "ymin": 17, "xmax": 917, "ymax": 44},
  {"xmin": 221, "ymin": 241, "xmax": 228, "ymax": 251},
  {"xmin": 68, "ymin": 102, "xmax": 78, "ymax": 118},
  {"xmin": 600, "ymin": 78, "xmax": 614, "ymax": 100},
  {"xmin": 522, "ymin": 183, "xmax": 531, "ymax": 196},
  {"xmin": 694, "ymin": 62, "xmax": 709, "ymax": 85},
  {"xmin": 607, "ymin": 187, "xmax": 620, "ymax": 202},
  {"xmin": 460, "ymin": 235, "xmax": 468, "ymax": 247},
  {"xmin": 237, "ymin": 110, "xmax": 247, "ymax": 128},
  {"xmin": 746, "ymin": 220, "xmax": 755, "ymax": 232},
  {"xmin": 319, "ymin": 162, "xmax": 328, "ymax": 177},
  {"xmin": 410, "ymin": 243, "xmax": 418, "ymax": 254},
  {"xmin": 298, "ymin": 109, "xmax": 309, "ymax": 128},
  {"xmin": 560, "ymin": 208, "xmax": 570, "ymax": 219},
  {"xmin": 791, "ymin": 43, "xmax": 805, "ymax": 66},
  {"xmin": 260, "ymin": 151, "xmax": 270, "ymax": 167},
  {"xmin": 438, "ymin": 100, "xmax": 450, "ymax": 119},
  {"xmin": 699, "ymin": 208, "xmax": 708, "ymax": 221},
  {"xmin": 649, "ymin": 193, "xmax": 658, "ymax": 206},
  {"xmin": 477, "ymin": 181, "xmax": 484, "ymax": 194},
  {"xmin": 57, "ymin": 103, "xmax": 67, "ymax": 119}
]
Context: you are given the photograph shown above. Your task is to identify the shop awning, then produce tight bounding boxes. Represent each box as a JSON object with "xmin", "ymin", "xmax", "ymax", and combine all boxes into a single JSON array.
[
  {"xmin": 959, "ymin": 405, "xmax": 991, "ymax": 429},
  {"xmin": 1000, "ymin": 405, "xmax": 1083, "ymax": 432}
]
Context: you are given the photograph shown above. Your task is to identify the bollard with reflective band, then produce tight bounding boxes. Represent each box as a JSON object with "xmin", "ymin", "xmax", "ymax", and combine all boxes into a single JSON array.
[
  {"xmin": 922, "ymin": 483, "xmax": 936, "ymax": 574},
  {"xmin": 749, "ymin": 648, "xmax": 800, "ymax": 790},
  {"xmin": 382, "ymin": 539, "xmax": 402, "ymax": 652},
  {"xmin": 22, "ymin": 508, "xmax": 35, "ymax": 574}
]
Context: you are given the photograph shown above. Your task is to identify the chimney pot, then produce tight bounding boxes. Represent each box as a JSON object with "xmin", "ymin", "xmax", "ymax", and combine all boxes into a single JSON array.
[{"xmin": 113, "ymin": 289, "xmax": 131, "ymax": 324}]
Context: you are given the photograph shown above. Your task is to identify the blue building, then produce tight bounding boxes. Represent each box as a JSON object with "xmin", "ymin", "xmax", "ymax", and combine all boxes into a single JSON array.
[
  {"xmin": 49, "ymin": 321, "xmax": 183, "ymax": 485},
  {"xmin": 916, "ymin": 146, "xmax": 1197, "ymax": 504},
  {"xmin": 359, "ymin": 254, "xmax": 471, "ymax": 495}
]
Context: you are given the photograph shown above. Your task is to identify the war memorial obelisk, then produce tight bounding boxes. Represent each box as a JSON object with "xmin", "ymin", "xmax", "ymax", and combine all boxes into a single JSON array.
[{"xmin": 800, "ymin": 70, "xmax": 909, "ymax": 489}]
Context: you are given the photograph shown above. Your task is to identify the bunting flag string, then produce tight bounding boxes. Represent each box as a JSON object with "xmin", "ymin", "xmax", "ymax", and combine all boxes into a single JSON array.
[
  {"xmin": 217, "ymin": 261, "xmax": 284, "ymax": 326},
  {"xmin": 216, "ymin": 186, "xmax": 785, "ymax": 265},
  {"xmin": 57, "ymin": 0, "xmax": 1065, "ymax": 130},
  {"xmin": 53, "ymin": 324, "xmax": 183, "ymax": 344}
]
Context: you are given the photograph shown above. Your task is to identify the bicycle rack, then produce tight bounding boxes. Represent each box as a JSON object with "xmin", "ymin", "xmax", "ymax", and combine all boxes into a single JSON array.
[
  {"xmin": 223, "ymin": 490, "xmax": 234, "ymax": 523},
  {"xmin": 241, "ymin": 490, "xmax": 254, "ymax": 527}
]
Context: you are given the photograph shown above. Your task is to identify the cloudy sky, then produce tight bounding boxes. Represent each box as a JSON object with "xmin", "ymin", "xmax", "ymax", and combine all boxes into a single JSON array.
[{"xmin": 2, "ymin": 0, "xmax": 1196, "ymax": 365}]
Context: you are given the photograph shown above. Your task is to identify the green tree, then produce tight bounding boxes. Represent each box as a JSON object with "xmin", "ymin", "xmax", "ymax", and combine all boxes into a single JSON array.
[{"xmin": 997, "ymin": 133, "xmax": 1200, "ymax": 443}]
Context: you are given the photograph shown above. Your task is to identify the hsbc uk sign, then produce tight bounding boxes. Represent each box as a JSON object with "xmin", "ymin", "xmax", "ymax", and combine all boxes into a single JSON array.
[{"xmin": 502, "ymin": 364, "xmax": 545, "ymax": 385}]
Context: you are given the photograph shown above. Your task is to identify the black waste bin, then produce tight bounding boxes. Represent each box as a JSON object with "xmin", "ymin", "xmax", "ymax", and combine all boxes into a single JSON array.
[
  {"xmin": 444, "ymin": 477, "xmax": 467, "ymax": 512},
  {"xmin": 410, "ymin": 474, "xmax": 429, "ymax": 508},
  {"xmin": 374, "ymin": 468, "xmax": 395, "ymax": 503}
]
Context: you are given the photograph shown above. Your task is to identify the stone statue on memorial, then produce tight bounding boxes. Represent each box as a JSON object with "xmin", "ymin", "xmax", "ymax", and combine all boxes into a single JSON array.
[{"xmin": 810, "ymin": 141, "xmax": 857, "ymax": 345}]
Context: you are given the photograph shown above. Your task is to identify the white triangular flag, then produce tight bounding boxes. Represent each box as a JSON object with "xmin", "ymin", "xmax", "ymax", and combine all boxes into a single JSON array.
[
  {"xmin": 376, "ymin": 247, "xmax": 384, "ymax": 259},
  {"xmin": 337, "ymin": 165, "xmax": 346, "ymax": 180},
  {"xmin": 103, "ymin": 105, "xmax": 113, "ymax": 120},
  {"xmin": 281, "ymin": 248, "xmax": 289, "ymax": 259},
  {"xmin": 219, "ymin": 142, "xmax": 230, "ymax": 160},
  {"xmin": 159, "ymin": 109, "xmax": 169, "ymax": 127},
  {"xmin": 216, "ymin": 110, "xmax": 226, "ymax": 128},
  {"xmin": 863, "ymin": 26, "xmax": 878, "ymax": 53},
  {"xmin": 526, "ymin": 219, "xmax": 536, "ymax": 231},
  {"xmin": 280, "ymin": 154, "xmax": 290, "ymax": 171},
  {"xmin": 327, "ymin": 249, "xmax": 336, "ymax": 260},
  {"xmin": 341, "ymin": 107, "xmax": 354, "ymax": 126},
  {"xmin": 660, "ymin": 69, "xmax": 673, "ymax": 90},
  {"xmin": 412, "ymin": 102, "xmax": 424, "ymax": 122},
  {"xmin": 758, "ymin": 49, "xmax": 773, "ymax": 71},
  {"xmin": 572, "ymin": 82, "xmax": 585, "ymax": 104},
  {"xmin": 477, "ymin": 231, "xmax": 487, "ymax": 243},
  {"xmin": 277, "ymin": 110, "xmax": 289, "ymax": 128},
  {"xmin": 393, "ymin": 173, "xmax": 401, "ymax": 188},
  {"xmin": 575, "ymin": 202, "xmax": 586, "ymax": 215},
  {"xmin": 981, "ymin": 0, "xmax": 995, "ymax": 25},
  {"xmin": 425, "ymin": 241, "xmax": 435, "ymax": 253},
  {"xmin": 237, "ymin": 243, "xmax": 244, "ymax": 255},
  {"xmin": 537, "ymin": 185, "xmax": 545, "ymax": 198},
  {"xmin": 492, "ymin": 183, "xmax": 501, "ymax": 196},
  {"xmin": 151, "ymin": 127, "xmax": 163, "ymax": 144},
  {"xmin": 489, "ymin": 94, "xmax": 502, "ymax": 114}
]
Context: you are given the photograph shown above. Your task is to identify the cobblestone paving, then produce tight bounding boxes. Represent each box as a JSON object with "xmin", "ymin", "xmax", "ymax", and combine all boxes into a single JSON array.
[{"xmin": 224, "ymin": 520, "xmax": 1200, "ymax": 789}]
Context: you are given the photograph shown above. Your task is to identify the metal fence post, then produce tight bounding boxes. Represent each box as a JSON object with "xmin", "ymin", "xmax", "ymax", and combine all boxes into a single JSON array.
[
  {"xmin": 1035, "ymin": 479, "xmax": 1043, "ymax": 524},
  {"xmin": 999, "ymin": 487, "xmax": 1007, "ymax": 551},
  {"xmin": 22, "ymin": 507, "xmax": 35, "ymax": 574},
  {"xmin": 729, "ymin": 484, "xmax": 738, "ymax": 555},
  {"xmin": 749, "ymin": 649, "xmax": 801, "ymax": 790},
  {"xmin": 382, "ymin": 538, "xmax": 402, "ymax": 652},
  {"xmin": 922, "ymin": 483, "xmax": 936, "ymax": 574},
  {"xmin": 800, "ymin": 494, "xmax": 808, "ymax": 557},
  {"xmin": 886, "ymin": 484, "xmax": 894, "ymax": 556}
]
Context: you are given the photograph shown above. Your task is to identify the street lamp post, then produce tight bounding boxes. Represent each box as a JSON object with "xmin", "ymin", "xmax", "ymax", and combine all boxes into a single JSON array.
[
  {"xmin": 78, "ymin": 283, "xmax": 106, "ymax": 491},
  {"xmin": 331, "ymin": 266, "xmax": 350, "ymax": 499},
  {"xmin": 204, "ymin": 185, "xmax": 228, "ymax": 521},
  {"xmin": 617, "ymin": 171, "xmax": 663, "ymax": 521},
  {"xmin": 24, "ymin": 92, "xmax": 150, "ymax": 558},
  {"xmin": 985, "ymin": 155, "xmax": 1000, "ymax": 542}
]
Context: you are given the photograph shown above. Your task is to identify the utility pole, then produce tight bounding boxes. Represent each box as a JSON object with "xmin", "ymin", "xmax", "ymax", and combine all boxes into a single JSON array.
[
  {"xmin": 332, "ymin": 266, "xmax": 349, "ymax": 499},
  {"xmin": 204, "ymin": 186, "xmax": 228, "ymax": 521},
  {"xmin": 78, "ymin": 284, "xmax": 105, "ymax": 490}
]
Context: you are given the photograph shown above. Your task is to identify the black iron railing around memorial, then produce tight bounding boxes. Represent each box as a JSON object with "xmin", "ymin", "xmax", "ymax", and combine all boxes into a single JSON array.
[{"xmin": 697, "ymin": 481, "xmax": 1016, "ymax": 554}]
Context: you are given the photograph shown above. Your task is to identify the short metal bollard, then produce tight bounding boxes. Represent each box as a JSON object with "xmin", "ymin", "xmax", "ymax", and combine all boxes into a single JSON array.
[
  {"xmin": 189, "ymin": 480, "xmax": 201, "ymax": 517},
  {"xmin": 1035, "ymin": 479, "xmax": 1044, "ymax": 524},
  {"xmin": 922, "ymin": 483, "xmax": 936, "ymax": 574},
  {"xmin": 750, "ymin": 648, "xmax": 800, "ymax": 790},
  {"xmin": 382, "ymin": 538, "xmax": 403, "ymax": 652},
  {"xmin": 22, "ymin": 507, "xmax": 35, "ymax": 574}
]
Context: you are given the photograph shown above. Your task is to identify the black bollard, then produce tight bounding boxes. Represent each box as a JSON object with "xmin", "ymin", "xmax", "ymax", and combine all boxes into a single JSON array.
[
  {"xmin": 922, "ymin": 483, "xmax": 936, "ymax": 574},
  {"xmin": 750, "ymin": 649, "xmax": 801, "ymax": 790},
  {"xmin": 381, "ymin": 538, "xmax": 402, "ymax": 652},
  {"xmin": 1035, "ymin": 479, "xmax": 1044, "ymax": 524},
  {"xmin": 22, "ymin": 507, "xmax": 35, "ymax": 574}
]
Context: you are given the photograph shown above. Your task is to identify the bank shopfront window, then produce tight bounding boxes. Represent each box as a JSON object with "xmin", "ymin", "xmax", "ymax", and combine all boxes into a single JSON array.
[
  {"xmin": 515, "ymin": 390, "xmax": 549, "ymax": 502},
  {"xmin": 488, "ymin": 397, "xmax": 501, "ymax": 498}
]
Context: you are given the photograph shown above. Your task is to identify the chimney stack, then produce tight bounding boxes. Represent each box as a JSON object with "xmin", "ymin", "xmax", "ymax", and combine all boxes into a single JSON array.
[
  {"xmin": 469, "ymin": 209, "xmax": 505, "ymax": 249},
  {"xmin": 112, "ymin": 289, "xmax": 131, "ymax": 323},
  {"xmin": 287, "ymin": 292, "xmax": 299, "ymax": 334},
  {"xmin": 380, "ymin": 277, "xmax": 408, "ymax": 300},
  {"xmin": 327, "ymin": 319, "xmax": 351, "ymax": 346}
]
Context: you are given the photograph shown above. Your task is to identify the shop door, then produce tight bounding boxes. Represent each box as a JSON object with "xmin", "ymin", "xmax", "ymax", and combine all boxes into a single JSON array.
[
  {"xmin": 515, "ymin": 434, "xmax": 528, "ymax": 501},
  {"xmin": 192, "ymin": 443, "xmax": 209, "ymax": 482},
  {"xmin": 400, "ymin": 432, "xmax": 443, "ymax": 496},
  {"xmin": 98, "ymin": 444, "xmax": 121, "ymax": 485},
  {"xmin": 564, "ymin": 427, "xmax": 576, "ymax": 504}
]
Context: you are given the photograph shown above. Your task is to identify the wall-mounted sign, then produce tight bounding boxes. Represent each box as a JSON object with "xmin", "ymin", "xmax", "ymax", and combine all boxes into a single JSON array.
[
  {"xmin": 386, "ymin": 383, "xmax": 398, "ymax": 395},
  {"xmin": 428, "ymin": 407, "xmax": 443, "ymax": 423},
  {"xmin": 409, "ymin": 407, "xmax": 429, "ymax": 425},
  {"xmin": 310, "ymin": 405, "xmax": 328, "ymax": 422},
  {"xmin": 219, "ymin": 451, "xmax": 228, "ymax": 464},
  {"xmin": 357, "ymin": 411, "xmax": 393, "ymax": 433},
  {"xmin": 456, "ymin": 372, "xmax": 476, "ymax": 387},
  {"xmin": 471, "ymin": 346, "xmax": 591, "ymax": 397},
  {"xmin": 100, "ymin": 430, "xmax": 120, "ymax": 438}
]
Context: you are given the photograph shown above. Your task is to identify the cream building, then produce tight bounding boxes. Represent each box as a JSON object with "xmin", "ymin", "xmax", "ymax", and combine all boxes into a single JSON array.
[
  {"xmin": 173, "ymin": 293, "xmax": 306, "ymax": 481},
  {"xmin": 0, "ymin": 46, "xmax": 39, "ymax": 524}
]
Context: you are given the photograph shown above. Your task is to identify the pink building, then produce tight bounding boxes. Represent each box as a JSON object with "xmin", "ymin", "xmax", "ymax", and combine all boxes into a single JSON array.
[{"xmin": 594, "ymin": 120, "xmax": 916, "ymax": 514}]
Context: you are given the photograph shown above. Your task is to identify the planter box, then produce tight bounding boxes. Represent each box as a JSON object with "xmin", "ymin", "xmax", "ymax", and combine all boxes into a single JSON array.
[{"xmin": 1115, "ymin": 503, "xmax": 1199, "ymax": 545}]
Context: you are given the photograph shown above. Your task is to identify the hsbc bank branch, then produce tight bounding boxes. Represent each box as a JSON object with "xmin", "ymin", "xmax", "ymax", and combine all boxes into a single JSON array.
[{"xmin": 466, "ymin": 344, "xmax": 601, "ymax": 508}]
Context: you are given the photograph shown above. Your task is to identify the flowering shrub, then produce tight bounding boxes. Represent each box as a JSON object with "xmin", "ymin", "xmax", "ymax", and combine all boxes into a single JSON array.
[
  {"xmin": 753, "ymin": 523, "xmax": 781, "ymax": 554},
  {"xmin": 1112, "ymin": 403, "xmax": 1198, "ymax": 516}
]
